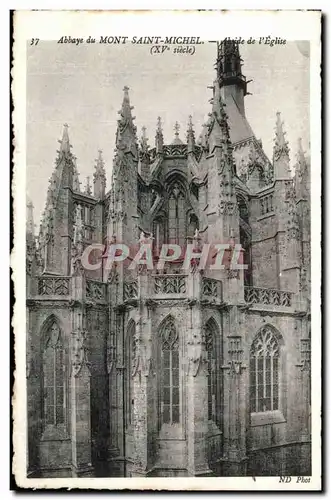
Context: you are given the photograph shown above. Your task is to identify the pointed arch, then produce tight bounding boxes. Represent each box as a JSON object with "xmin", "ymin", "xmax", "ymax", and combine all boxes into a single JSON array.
[
  {"xmin": 125, "ymin": 319, "xmax": 136, "ymax": 427},
  {"xmin": 40, "ymin": 315, "xmax": 68, "ymax": 431},
  {"xmin": 250, "ymin": 325, "xmax": 283, "ymax": 413},
  {"xmin": 158, "ymin": 315, "xmax": 180, "ymax": 427},
  {"xmin": 204, "ymin": 317, "xmax": 221, "ymax": 426}
]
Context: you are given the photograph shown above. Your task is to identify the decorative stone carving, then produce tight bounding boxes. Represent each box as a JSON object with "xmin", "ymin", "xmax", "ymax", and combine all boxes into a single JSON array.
[
  {"xmin": 86, "ymin": 280, "xmax": 106, "ymax": 301},
  {"xmin": 38, "ymin": 276, "xmax": 70, "ymax": 296},
  {"xmin": 202, "ymin": 278, "xmax": 220, "ymax": 297},
  {"xmin": 72, "ymin": 327, "xmax": 90, "ymax": 377},
  {"xmin": 244, "ymin": 286, "xmax": 292, "ymax": 307},
  {"xmin": 154, "ymin": 275, "xmax": 186, "ymax": 295},
  {"xmin": 123, "ymin": 280, "xmax": 138, "ymax": 301}
]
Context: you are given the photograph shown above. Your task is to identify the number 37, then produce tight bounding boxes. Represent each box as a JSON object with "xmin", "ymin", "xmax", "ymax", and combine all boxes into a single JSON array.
[{"xmin": 30, "ymin": 38, "xmax": 39, "ymax": 46}]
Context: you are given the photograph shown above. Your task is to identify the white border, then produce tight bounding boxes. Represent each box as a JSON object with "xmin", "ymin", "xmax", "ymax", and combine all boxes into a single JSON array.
[{"xmin": 11, "ymin": 9, "xmax": 321, "ymax": 492}]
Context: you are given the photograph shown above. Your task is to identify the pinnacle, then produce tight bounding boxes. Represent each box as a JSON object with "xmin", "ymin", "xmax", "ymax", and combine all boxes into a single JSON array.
[
  {"xmin": 273, "ymin": 111, "xmax": 290, "ymax": 158},
  {"xmin": 94, "ymin": 149, "xmax": 106, "ymax": 182},
  {"xmin": 172, "ymin": 121, "xmax": 183, "ymax": 145},
  {"xmin": 187, "ymin": 115, "xmax": 195, "ymax": 148},
  {"xmin": 85, "ymin": 176, "xmax": 92, "ymax": 195},
  {"xmin": 59, "ymin": 123, "xmax": 71, "ymax": 154},
  {"xmin": 156, "ymin": 116, "xmax": 163, "ymax": 134},
  {"xmin": 140, "ymin": 126, "xmax": 149, "ymax": 151},
  {"xmin": 119, "ymin": 86, "xmax": 134, "ymax": 120}
]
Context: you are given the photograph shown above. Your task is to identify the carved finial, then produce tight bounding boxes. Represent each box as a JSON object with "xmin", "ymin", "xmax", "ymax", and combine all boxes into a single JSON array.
[
  {"xmin": 157, "ymin": 116, "xmax": 162, "ymax": 133},
  {"xmin": 115, "ymin": 86, "xmax": 137, "ymax": 154},
  {"xmin": 273, "ymin": 111, "xmax": 290, "ymax": 169},
  {"xmin": 155, "ymin": 116, "xmax": 164, "ymax": 153},
  {"xmin": 172, "ymin": 121, "xmax": 183, "ymax": 145},
  {"xmin": 58, "ymin": 123, "xmax": 71, "ymax": 154},
  {"xmin": 140, "ymin": 126, "xmax": 149, "ymax": 152}
]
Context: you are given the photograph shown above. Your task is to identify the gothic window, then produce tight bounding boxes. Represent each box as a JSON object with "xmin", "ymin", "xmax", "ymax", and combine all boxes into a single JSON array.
[
  {"xmin": 250, "ymin": 327, "xmax": 280, "ymax": 413},
  {"xmin": 168, "ymin": 184, "xmax": 186, "ymax": 246},
  {"xmin": 42, "ymin": 321, "xmax": 66, "ymax": 427},
  {"xmin": 125, "ymin": 321, "xmax": 136, "ymax": 427},
  {"xmin": 160, "ymin": 318, "xmax": 180, "ymax": 425},
  {"xmin": 205, "ymin": 325, "xmax": 217, "ymax": 423}
]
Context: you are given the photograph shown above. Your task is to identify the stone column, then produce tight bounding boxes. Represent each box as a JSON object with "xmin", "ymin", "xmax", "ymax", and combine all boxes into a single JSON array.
[
  {"xmin": 70, "ymin": 275, "xmax": 94, "ymax": 477},
  {"xmin": 221, "ymin": 306, "xmax": 247, "ymax": 475},
  {"xmin": 131, "ymin": 271, "xmax": 153, "ymax": 477},
  {"xmin": 186, "ymin": 271, "xmax": 212, "ymax": 476}
]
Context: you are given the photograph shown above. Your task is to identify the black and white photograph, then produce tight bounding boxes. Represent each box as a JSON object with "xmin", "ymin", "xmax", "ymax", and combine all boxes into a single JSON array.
[{"xmin": 12, "ymin": 10, "xmax": 321, "ymax": 490}]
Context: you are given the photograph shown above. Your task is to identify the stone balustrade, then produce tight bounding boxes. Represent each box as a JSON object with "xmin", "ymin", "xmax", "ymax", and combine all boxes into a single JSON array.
[
  {"xmin": 244, "ymin": 286, "xmax": 293, "ymax": 307},
  {"xmin": 38, "ymin": 276, "xmax": 71, "ymax": 296}
]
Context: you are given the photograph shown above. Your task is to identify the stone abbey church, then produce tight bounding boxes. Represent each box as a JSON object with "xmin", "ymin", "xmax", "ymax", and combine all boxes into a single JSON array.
[{"xmin": 26, "ymin": 41, "xmax": 311, "ymax": 478}]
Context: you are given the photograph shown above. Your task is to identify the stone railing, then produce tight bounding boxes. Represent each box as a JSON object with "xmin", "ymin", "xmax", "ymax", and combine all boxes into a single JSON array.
[
  {"xmin": 38, "ymin": 276, "xmax": 71, "ymax": 296},
  {"xmin": 123, "ymin": 280, "xmax": 138, "ymax": 301},
  {"xmin": 244, "ymin": 286, "xmax": 293, "ymax": 307},
  {"xmin": 202, "ymin": 278, "xmax": 222, "ymax": 299},
  {"xmin": 154, "ymin": 275, "xmax": 186, "ymax": 295},
  {"xmin": 86, "ymin": 279, "xmax": 106, "ymax": 301},
  {"xmin": 149, "ymin": 144, "xmax": 202, "ymax": 162}
]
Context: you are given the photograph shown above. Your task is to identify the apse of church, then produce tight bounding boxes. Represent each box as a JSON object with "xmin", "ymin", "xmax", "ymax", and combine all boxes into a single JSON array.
[{"xmin": 26, "ymin": 40, "xmax": 311, "ymax": 478}]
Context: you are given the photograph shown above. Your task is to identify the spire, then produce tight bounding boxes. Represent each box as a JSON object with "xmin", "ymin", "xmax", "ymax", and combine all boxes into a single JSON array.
[
  {"xmin": 273, "ymin": 112, "xmax": 291, "ymax": 178},
  {"xmin": 93, "ymin": 149, "xmax": 106, "ymax": 198},
  {"xmin": 187, "ymin": 115, "xmax": 195, "ymax": 153},
  {"xmin": 116, "ymin": 86, "xmax": 138, "ymax": 156},
  {"xmin": 94, "ymin": 149, "xmax": 106, "ymax": 178},
  {"xmin": 172, "ymin": 121, "xmax": 183, "ymax": 145},
  {"xmin": 155, "ymin": 116, "xmax": 164, "ymax": 153}
]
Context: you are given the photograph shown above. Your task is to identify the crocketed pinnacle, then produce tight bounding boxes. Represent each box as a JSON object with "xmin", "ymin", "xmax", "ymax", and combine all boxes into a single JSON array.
[
  {"xmin": 26, "ymin": 197, "xmax": 35, "ymax": 236},
  {"xmin": 140, "ymin": 126, "xmax": 149, "ymax": 152},
  {"xmin": 116, "ymin": 86, "xmax": 138, "ymax": 154},
  {"xmin": 155, "ymin": 116, "xmax": 164, "ymax": 152},
  {"xmin": 187, "ymin": 115, "xmax": 195, "ymax": 152},
  {"xmin": 171, "ymin": 121, "xmax": 183, "ymax": 145},
  {"xmin": 94, "ymin": 149, "xmax": 106, "ymax": 180},
  {"xmin": 273, "ymin": 112, "xmax": 290, "ymax": 159},
  {"xmin": 85, "ymin": 176, "xmax": 92, "ymax": 196}
]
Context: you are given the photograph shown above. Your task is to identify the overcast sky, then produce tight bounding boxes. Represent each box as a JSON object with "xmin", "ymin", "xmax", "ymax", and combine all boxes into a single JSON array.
[{"xmin": 26, "ymin": 41, "xmax": 309, "ymax": 226}]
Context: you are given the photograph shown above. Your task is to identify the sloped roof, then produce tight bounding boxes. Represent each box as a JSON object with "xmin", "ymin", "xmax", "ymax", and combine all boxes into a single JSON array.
[{"xmin": 224, "ymin": 93, "xmax": 255, "ymax": 145}]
